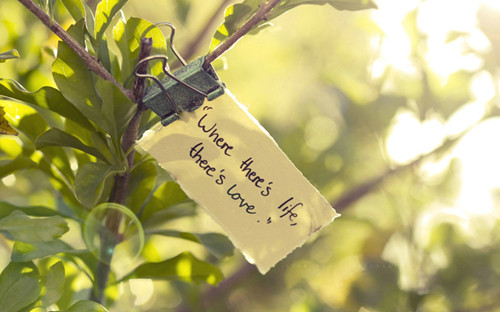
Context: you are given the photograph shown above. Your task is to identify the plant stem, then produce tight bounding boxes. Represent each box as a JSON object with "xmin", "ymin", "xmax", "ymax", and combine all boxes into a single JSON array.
[
  {"xmin": 203, "ymin": 0, "xmax": 283, "ymax": 67},
  {"xmin": 17, "ymin": 0, "xmax": 133, "ymax": 100},
  {"xmin": 90, "ymin": 38, "xmax": 153, "ymax": 303}
]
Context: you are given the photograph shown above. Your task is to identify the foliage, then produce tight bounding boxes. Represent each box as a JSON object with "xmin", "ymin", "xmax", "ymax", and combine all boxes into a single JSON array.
[
  {"xmin": 0, "ymin": 49, "xmax": 20, "ymax": 62},
  {"xmin": 1, "ymin": 0, "xmax": 500, "ymax": 311},
  {"xmin": 209, "ymin": 0, "xmax": 377, "ymax": 51},
  {"xmin": 0, "ymin": 0, "xmax": 239, "ymax": 309}
]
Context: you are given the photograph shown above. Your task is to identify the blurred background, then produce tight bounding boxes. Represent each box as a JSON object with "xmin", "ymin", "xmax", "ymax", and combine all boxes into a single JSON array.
[{"xmin": 1, "ymin": 0, "xmax": 500, "ymax": 311}]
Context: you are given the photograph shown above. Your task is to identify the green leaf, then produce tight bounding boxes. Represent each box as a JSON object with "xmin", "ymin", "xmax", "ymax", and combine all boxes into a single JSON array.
[
  {"xmin": 65, "ymin": 300, "xmax": 109, "ymax": 312},
  {"xmin": 95, "ymin": 79, "xmax": 135, "ymax": 140},
  {"xmin": 36, "ymin": 0, "xmax": 56, "ymax": 19},
  {"xmin": 326, "ymin": 0, "xmax": 378, "ymax": 10},
  {"xmin": 0, "ymin": 157, "xmax": 36, "ymax": 178},
  {"xmin": 273, "ymin": 0, "xmax": 377, "ymax": 17},
  {"xmin": 0, "ymin": 79, "xmax": 95, "ymax": 133},
  {"xmin": 209, "ymin": 0, "xmax": 261, "ymax": 52},
  {"xmin": 11, "ymin": 240, "xmax": 80, "ymax": 262},
  {"xmin": 140, "ymin": 181, "xmax": 188, "ymax": 221},
  {"xmin": 113, "ymin": 17, "xmax": 167, "ymax": 85},
  {"xmin": 123, "ymin": 252, "xmax": 223, "ymax": 285},
  {"xmin": 0, "ymin": 202, "xmax": 62, "ymax": 218},
  {"xmin": 35, "ymin": 158, "xmax": 79, "ymax": 209},
  {"xmin": 95, "ymin": 0, "xmax": 128, "ymax": 40},
  {"xmin": 142, "ymin": 203, "xmax": 197, "ymax": 229},
  {"xmin": 51, "ymin": 20, "xmax": 133, "ymax": 144},
  {"xmin": 209, "ymin": 0, "xmax": 377, "ymax": 51},
  {"xmin": 148, "ymin": 230, "xmax": 234, "ymax": 259},
  {"xmin": 63, "ymin": 118, "xmax": 115, "ymax": 167},
  {"xmin": 60, "ymin": 0, "xmax": 95, "ymax": 36},
  {"xmin": 36, "ymin": 0, "xmax": 47, "ymax": 8},
  {"xmin": 39, "ymin": 146, "xmax": 76, "ymax": 186},
  {"xmin": 0, "ymin": 277, "xmax": 40, "ymax": 312},
  {"xmin": 35, "ymin": 128, "xmax": 109, "ymax": 163},
  {"xmin": 41, "ymin": 262, "xmax": 65, "ymax": 307},
  {"xmin": 127, "ymin": 157, "xmax": 156, "ymax": 213},
  {"xmin": 0, "ymin": 104, "xmax": 77, "ymax": 185},
  {"xmin": 83, "ymin": 3, "xmax": 96, "ymax": 37},
  {"xmin": 52, "ymin": 22, "xmax": 110, "ymax": 134},
  {"xmin": 0, "ymin": 262, "xmax": 41, "ymax": 311},
  {"xmin": 60, "ymin": 0, "xmax": 84, "ymax": 20},
  {"xmin": 48, "ymin": 0, "xmax": 57, "ymax": 19},
  {"xmin": 0, "ymin": 49, "xmax": 20, "ymax": 63},
  {"xmin": 0, "ymin": 210, "xmax": 69, "ymax": 243},
  {"xmin": 97, "ymin": 36, "xmax": 112, "ymax": 72},
  {"xmin": 74, "ymin": 162, "xmax": 124, "ymax": 208},
  {"xmin": 5, "ymin": 110, "xmax": 78, "ymax": 186},
  {"xmin": 1, "ymin": 102, "xmax": 48, "ymax": 142},
  {"xmin": 0, "ymin": 262, "xmax": 39, "ymax": 298}
]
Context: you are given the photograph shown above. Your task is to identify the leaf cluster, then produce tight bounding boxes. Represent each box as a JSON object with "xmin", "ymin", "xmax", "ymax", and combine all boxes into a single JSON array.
[
  {"xmin": 0, "ymin": 0, "xmax": 381, "ymax": 310},
  {"xmin": 209, "ymin": 0, "xmax": 377, "ymax": 52},
  {"xmin": 0, "ymin": 0, "xmax": 239, "ymax": 309}
]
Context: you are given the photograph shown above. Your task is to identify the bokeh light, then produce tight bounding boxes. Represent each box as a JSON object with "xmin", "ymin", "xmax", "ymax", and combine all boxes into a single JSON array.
[{"xmin": 83, "ymin": 203, "xmax": 145, "ymax": 269}]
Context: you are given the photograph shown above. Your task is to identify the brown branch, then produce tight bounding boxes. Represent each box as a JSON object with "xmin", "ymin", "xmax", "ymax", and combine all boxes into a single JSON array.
[
  {"xmin": 203, "ymin": 0, "xmax": 283, "ymax": 67},
  {"xmin": 90, "ymin": 38, "xmax": 152, "ymax": 304},
  {"xmin": 17, "ymin": 0, "xmax": 133, "ymax": 100},
  {"xmin": 182, "ymin": 0, "xmax": 234, "ymax": 62},
  {"xmin": 334, "ymin": 133, "xmax": 460, "ymax": 212}
]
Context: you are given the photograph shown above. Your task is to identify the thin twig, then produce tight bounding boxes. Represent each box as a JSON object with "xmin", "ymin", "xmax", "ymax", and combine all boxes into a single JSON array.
[
  {"xmin": 204, "ymin": 0, "xmax": 283, "ymax": 67},
  {"xmin": 182, "ymin": 0, "xmax": 234, "ymax": 62},
  {"xmin": 17, "ymin": 0, "xmax": 133, "ymax": 100},
  {"xmin": 333, "ymin": 133, "xmax": 460, "ymax": 212}
]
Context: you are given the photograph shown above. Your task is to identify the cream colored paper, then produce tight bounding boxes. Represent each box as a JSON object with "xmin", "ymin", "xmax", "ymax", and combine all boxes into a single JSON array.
[{"xmin": 138, "ymin": 91, "xmax": 339, "ymax": 273}]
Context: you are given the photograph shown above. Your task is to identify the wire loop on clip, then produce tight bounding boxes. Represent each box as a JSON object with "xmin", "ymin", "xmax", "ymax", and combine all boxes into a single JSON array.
[{"xmin": 154, "ymin": 22, "xmax": 187, "ymax": 66}]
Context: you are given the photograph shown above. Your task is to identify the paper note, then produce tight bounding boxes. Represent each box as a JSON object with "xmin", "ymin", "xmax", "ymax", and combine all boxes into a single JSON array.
[{"xmin": 138, "ymin": 91, "xmax": 339, "ymax": 273}]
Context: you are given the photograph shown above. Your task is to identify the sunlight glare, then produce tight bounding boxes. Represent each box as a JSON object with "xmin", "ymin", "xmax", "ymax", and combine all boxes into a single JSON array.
[
  {"xmin": 470, "ymin": 70, "xmax": 496, "ymax": 103},
  {"xmin": 445, "ymin": 101, "xmax": 485, "ymax": 137},
  {"xmin": 454, "ymin": 118, "xmax": 500, "ymax": 217},
  {"xmin": 376, "ymin": 0, "xmax": 500, "ymax": 220},
  {"xmin": 418, "ymin": 0, "xmax": 485, "ymax": 81},
  {"xmin": 481, "ymin": 0, "xmax": 500, "ymax": 10},
  {"xmin": 176, "ymin": 257, "xmax": 192, "ymax": 279},
  {"xmin": 304, "ymin": 116, "xmax": 339, "ymax": 152},
  {"xmin": 370, "ymin": 0, "xmax": 418, "ymax": 77},
  {"xmin": 386, "ymin": 109, "xmax": 445, "ymax": 164},
  {"xmin": 417, "ymin": 0, "xmax": 478, "ymax": 35},
  {"xmin": 1, "ymin": 174, "xmax": 16, "ymax": 187},
  {"xmin": 129, "ymin": 279, "xmax": 154, "ymax": 306}
]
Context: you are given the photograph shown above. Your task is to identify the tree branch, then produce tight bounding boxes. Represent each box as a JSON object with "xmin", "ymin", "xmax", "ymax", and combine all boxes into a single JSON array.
[
  {"xmin": 177, "ymin": 128, "xmax": 469, "ymax": 311},
  {"xmin": 182, "ymin": 0, "xmax": 234, "ymax": 62},
  {"xmin": 334, "ymin": 133, "xmax": 460, "ymax": 212},
  {"xmin": 17, "ymin": 0, "xmax": 133, "ymax": 100},
  {"xmin": 204, "ymin": 0, "xmax": 283, "ymax": 67}
]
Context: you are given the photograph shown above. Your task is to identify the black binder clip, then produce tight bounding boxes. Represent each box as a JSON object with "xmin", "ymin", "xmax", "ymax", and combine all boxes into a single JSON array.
[{"xmin": 133, "ymin": 23, "xmax": 225, "ymax": 126}]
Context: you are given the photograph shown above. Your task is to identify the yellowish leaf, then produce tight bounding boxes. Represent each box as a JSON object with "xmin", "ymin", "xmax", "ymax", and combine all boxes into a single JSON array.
[{"xmin": 0, "ymin": 106, "xmax": 17, "ymax": 136}]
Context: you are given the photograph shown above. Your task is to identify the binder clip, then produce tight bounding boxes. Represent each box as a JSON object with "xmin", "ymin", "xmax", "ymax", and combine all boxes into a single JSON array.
[{"xmin": 134, "ymin": 23, "xmax": 225, "ymax": 126}]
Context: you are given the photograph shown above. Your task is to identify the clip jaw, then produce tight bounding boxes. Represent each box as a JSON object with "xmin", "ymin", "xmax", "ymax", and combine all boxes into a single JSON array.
[{"xmin": 142, "ymin": 56, "xmax": 225, "ymax": 126}]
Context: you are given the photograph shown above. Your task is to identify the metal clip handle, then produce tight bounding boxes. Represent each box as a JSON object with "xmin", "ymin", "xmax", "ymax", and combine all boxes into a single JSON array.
[
  {"xmin": 138, "ymin": 56, "xmax": 225, "ymax": 126},
  {"xmin": 133, "ymin": 22, "xmax": 225, "ymax": 126}
]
